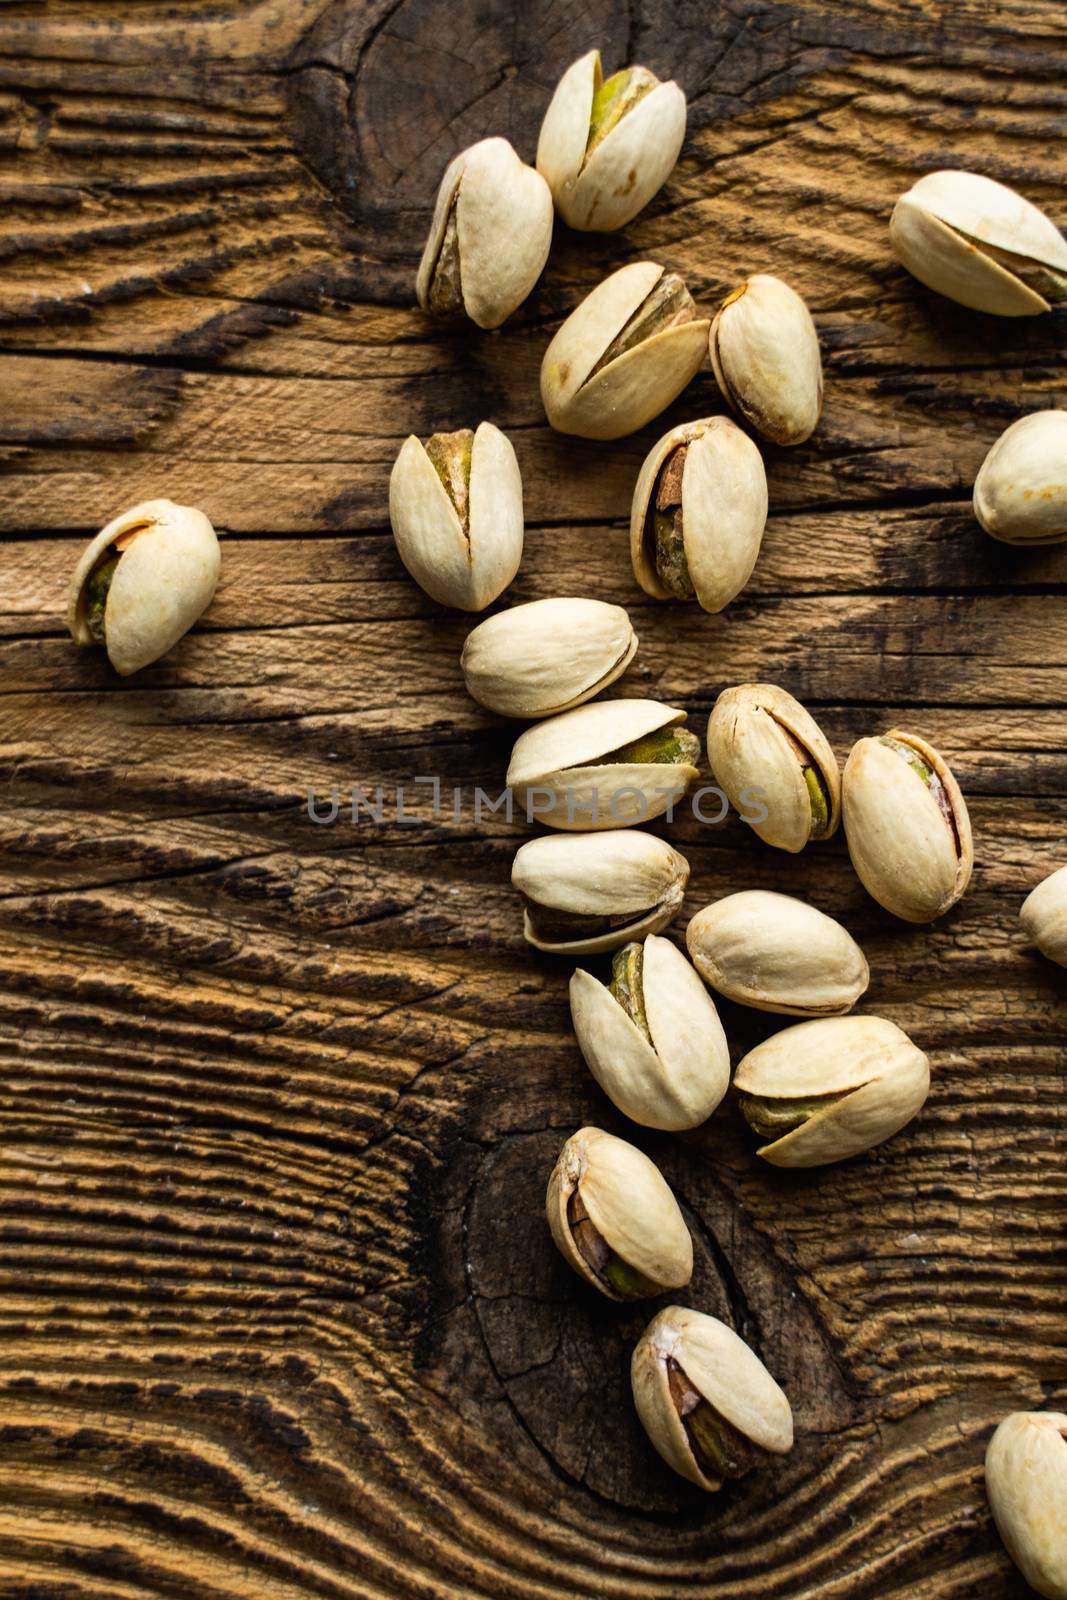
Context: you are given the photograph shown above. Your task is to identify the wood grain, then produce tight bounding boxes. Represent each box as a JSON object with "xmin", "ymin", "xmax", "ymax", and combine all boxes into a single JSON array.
[{"xmin": 0, "ymin": 0, "xmax": 1065, "ymax": 1595}]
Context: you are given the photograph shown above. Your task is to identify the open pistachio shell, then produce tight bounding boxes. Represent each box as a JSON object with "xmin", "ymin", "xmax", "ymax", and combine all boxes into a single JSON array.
[
  {"xmin": 416, "ymin": 137, "xmax": 553, "ymax": 329},
  {"xmin": 507, "ymin": 697, "xmax": 699, "ymax": 830},
  {"xmin": 388, "ymin": 422, "xmax": 523, "ymax": 611},
  {"xmin": 570, "ymin": 936, "xmax": 730, "ymax": 1130},
  {"xmin": 460, "ymin": 597, "xmax": 638, "ymax": 719},
  {"xmin": 67, "ymin": 499, "xmax": 220, "ymax": 676},
  {"xmin": 546, "ymin": 1126, "xmax": 692, "ymax": 1300},
  {"xmin": 1020, "ymin": 865, "xmax": 1067, "ymax": 970},
  {"xmin": 512, "ymin": 828, "xmax": 689, "ymax": 954},
  {"xmin": 890, "ymin": 170, "xmax": 1067, "ymax": 317},
  {"xmin": 540, "ymin": 261, "xmax": 709, "ymax": 440},
  {"xmin": 536, "ymin": 50, "xmax": 686, "ymax": 232},
  {"xmin": 974, "ymin": 411, "xmax": 1067, "ymax": 546},
  {"xmin": 709, "ymin": 274, "xmax": 823, "ymax": 446},
  {"xmin": 986, "ymin": 1412, "xmax": 1067, "ymax": 1600},
  {"xmin": 686, "ymin": 891, "xmax": 868, "ymax": 1017},
  {"xmin": 631, "ymin": 1305, "xmax": 793, "ymax": 1492},
  {"xmin": 706, "ymin": 684, "xmax": 840, "ymax": 852}
]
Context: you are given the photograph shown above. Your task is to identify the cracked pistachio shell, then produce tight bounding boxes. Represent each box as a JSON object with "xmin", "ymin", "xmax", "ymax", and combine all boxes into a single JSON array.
[
  {"xmin": 460, "ymin": 597, "xmax": 637, "ymax": 719},
  {"xmin": 735, "ymin": 1015, "xmax": 930, "ymax": 1167},
  {"xmin": 632, "ymin": 1306, "xmax": 793, "ymax": 1492},
  {"xmin": 536, "ymin": 50, "xmax": 686, "ymax": 232},
  {"xmin": 686, "ymin": 891, "xmax": 868, "ymax": 1017},
  {"xmin": 388, "ymin": 422, "xmax": 522, "ymax": 611},
  {"xmin": 1021, "ymin": 865, "xmax": 1067, "ymax": 969},
  {"xmin": 630, "ymin": 417, "xmax": 768, "ymax": 612},
  {"xmin": 416, "ymin": 137, "xmax": 553, "ymax": 329},
  {"xmin": 843, "ymin": 730, "xmax": 973, "ymax": 923},
  {"xmin": 709, "ymin": 274, "xmax": 822, "ymax": 446},
  {"xmin": 986, "ymin": 1412, "xmax": 1067, "ymax": 1600},
  {"xmin": 540, "ymin": 261, "xmax": 709, "ymax": 440},
  {"xmin": 507, "ymin": 698, "xmax": 699, "ymax": 831},
  {"xmin": 570, "ymin": 936, "xmax": 730, "ymax": 1131},
  {"xmin": 512, "ymin": 828, "xmax": 690, "ymax": 954},
  {"xmin": 890, "ymin": 170, "xmax": 1067, "ymax": 317},
  {"xmin": 707, "ymin": 684, "xmax": 841, "ymax": 852},
  {"xmin": 974, "ymin": 411, "xmax": 1067, "ymax": 546},
  {"xmin": 546, "ymin": 1126, "xmax": 692, "ymax": 1300},
  {"xmin": 67, "ymin": 499, "xmax": 220, "ymax": 676}
]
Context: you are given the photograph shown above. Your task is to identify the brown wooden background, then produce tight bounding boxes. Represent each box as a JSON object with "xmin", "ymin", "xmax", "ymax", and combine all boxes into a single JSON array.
[{"xmin": 1, "ymin": 0, "xmax": 1065, "ymax": 1595}]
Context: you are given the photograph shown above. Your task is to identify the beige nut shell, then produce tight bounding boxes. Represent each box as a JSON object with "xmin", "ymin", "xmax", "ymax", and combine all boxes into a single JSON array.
[
  {"xmin": 1020, "ymin": 864, "xmax": 1067, "ymax": 969},
  {"xmin": 986, "ymin": 1412, "xmax": 1067, "ymax": 1600},
  {"xmin": 709, "ymin": 274, "xmax": 823, "ymax": 446},
  {"xmin": 706, "ymin": 683, "xmax": 841, "ymax": 853},
  {"xmin": 460, "ymin": 597, "xmax": 637, "ymax": 719},
  {"xmin": 973, "ymin": 411, "xmax": 1067, "ymax": 545},
  {"xmin": 511, "ymin": 829, "xmax": 690, "ymax": 954},
  {"xmin": 686, "ymin": 891, "xmax": 868, "ymax": 1017}
]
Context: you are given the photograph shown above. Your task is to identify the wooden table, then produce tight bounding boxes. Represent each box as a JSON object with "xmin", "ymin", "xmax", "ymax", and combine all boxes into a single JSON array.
[{"xmin": 1, "ymin": 1, "xmax": 1064, "ymax": 1595}]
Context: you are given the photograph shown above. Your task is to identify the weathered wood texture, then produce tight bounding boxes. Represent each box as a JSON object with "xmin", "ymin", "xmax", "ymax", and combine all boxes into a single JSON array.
[{"xmin": 0, "ymin": 0, "xmax": 1065, "ymax": 1595}]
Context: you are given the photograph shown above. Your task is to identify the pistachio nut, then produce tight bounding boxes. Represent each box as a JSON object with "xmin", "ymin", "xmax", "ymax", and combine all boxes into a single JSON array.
[
  {"xmin": 686, "ymin": 891, "xmax": 868, "ymax": 1017},
  {"xmin": 540, "ymin": 261, "xmax": 709, "ymax": 440},
  {"xmin": 843, "ymin": 729, "xmax": 973, "ymax": 923},
  {"xmin": 1020, "ymin": 865, "xmax": 1067, "ymax": 970},
  {"xmin": 66, "ymin": 499, "xmax": 220, "ymax": 676},
  {"xmin": 890, "ymin": 170, "xmax": 1067, "ymax": 317},
  {"xmin": 460, "ymin": 597, "xmax": 637, "ymax": 719},
  {"xmin": 706, "ymin": 684, "xmax": 840, "ymax": 852},
  {"xmin": 512, "ymin": 828, "xmax": 689, "ymax": 954},
  {"xmin": 536, "ymin": 50, "xmax": 686, "ymax": 233},
  {"xmin": 507, "ymin": 698, "xmax": 700, "ymax": 831},
  {"xmin": 388, "ymin": 422, "xmax": 522, "ymax": 611},
  {"xmin": 546, "ymin": 1126, "xmax": 692, "ymax": 1300},
  {"xmin": 631, "ymin": 1305, "xmax": 793, "ymax": 1492},
  {"xmin": 986, "ymin": 1412, "xmax": 1067, "ymax": 1600},
  {"xmin": 974, "ymin": 411, "xmax": 1067, "ymax": 546},
  {"xmin": 569, "ymin": 936, "xmax": 730, "ymax": 1131},
  {"xmin": 416, "ymin": 137, "xmax": 553, "ymax": 329},
  {"xmin": 709, "ymin": 274, "xmax": 823, "ymax": 446},
  {"xmin": 629, "ymin": 417, "xmax": 768, "ymax": 612},
  {"xmin": 734, "ymin": 1015, "xmax": 930, "ymax": 1167}
]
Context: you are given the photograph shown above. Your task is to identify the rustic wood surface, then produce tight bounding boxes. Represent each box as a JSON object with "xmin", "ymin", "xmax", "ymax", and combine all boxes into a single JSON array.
[{"xmin": 0, "ymin": 0, "xmax": 1065, "ymax": 1595}]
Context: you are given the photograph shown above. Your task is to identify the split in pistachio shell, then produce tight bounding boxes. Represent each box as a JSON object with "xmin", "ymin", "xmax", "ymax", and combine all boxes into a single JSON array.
[
  {"xmin": 460, "ymin": 597, "xmax": 638, "ymax": 719},
  {"xmin": 536, "ymin": 50, "xmax": 686, "ymax": 232},
  {"xmin": 973, "ymin": 411, "xmax": 1067, "ymax": 546},
  {"xmin": 416, "ymin": 137, "xmax": 553, "ymax": 329},
  {"xmin": 842, "ymin": 729, "xmax": 973, "ymax": 923},
  {"xmin": 1020, "ymin": 865, "xmax": 1067, "ymax": 970},
  {"xmin": 388, "ymin": 421, "xmax": 523, "ymax": 611},
  {"xmin": 630, "ymin": 417, "xmax": 768, "ymax": 613},
  {"xmin": 631, "ymin": 1305, "xmax": 793, "ymax": 1491},
  {"xmin": 569, "ymin": 935, "xmax": 730, "ymax": 1130},
  {"xmin": 545, "ymin": 1126, "xmax": 692, "ymax": 1300},
  {"xmin": 890, "ymin": 170, "xmax": 1067, "ymax": 317},
  {"xmin": 734, "ymin": 1015, "xmax": 930, "ymax": 1167},
  {"xmin": 706, "ymin": 683, "xmax": 840, "ymax": 853},
  {"xmin": 986, "ymin": 1412, "xmax": 1067, "ymax": 1600},
  {"xmin": 66, "ymin": 499, "xmax": 220, "ymax": 676},
  {"xmin": 686, "ymin": 891, "xmax": 868, "ymax": 1017},
  {"xmin": 709, "ymin": 274, "xmax": 823, "ymax": 446},
  {"xmin": 507, "ymin": 697, "xmax": 700, "ymax": 830},
  {"xmin": 512, "ymin": 828, "xmax": 690, "ymax": 954},
  {"xmin": 540, "ymin": 261, "xmax": 709, "ymax": 440}
]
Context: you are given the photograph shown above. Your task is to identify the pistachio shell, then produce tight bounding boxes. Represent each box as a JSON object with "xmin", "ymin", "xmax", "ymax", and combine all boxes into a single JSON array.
[
  {"xmin": 416, "ymin": 137, "xmax": 553, "ymax": 329},
  {"xmin": 890, "ymin": 170, "xmax": 1067, "ymax": 317},
  {"xmin": 734, "ymin": 1015, "xmax": 930, "ymax": 1167},
  {"xmin": 631, "ymin": 1305, "xmax": 793, "ymax": 1491},
  {"xmin": 686, "ymin": 891, "xmax": 868, "ymax": 1017},
  {"xmin": 709, "ymin": 274, "xmax": 823, "ymax": 446},
  {"xmin": 536, "ymin": 50, "xmax": 686, "ymax": 232},
  {"xmin": 570, "ymin": 936, "xmax": 730, "ymax": 1130},
  {"xmin": 546, "ymin": 1126, "xmax": 692, "ymax": 1299},
  {"xmin": 1020, "ymin": 865, "xmax": 1067, "ymax": 969},
  {"xmin": 66, "ymin": 499, "xmax": 220, "ymax": 676},
  {"xmin": 706, "ymin": 684, "xmax": 841, "ymax": 852},
  {"xmin": 630, "ymin": 417, "xmax": 768, "ymax": 612},
  {"xmin": 512, "ymin": 829, "xmax": 690, "ymax": 954},
  {"xmin": 843, "ymin": 729, "xmax": 973, "ymax": 923},
  {"xmin": 388, "ymin": 422, "xmax": 523, "ymax": 611},
  {"xmin": 540, "ymin": 261, "xmax": 709, "ymax": 440},
  {"xmin": 460, "ymin": 597, "xmax": 638, "ymax": 719},
  {"xmin": 973, "ymin": 411, "xmax": 1067, "ymax": 545},
  {"xmin": 986, "ymin": 1412, "xmax": 1067, "ymax": 1600}
]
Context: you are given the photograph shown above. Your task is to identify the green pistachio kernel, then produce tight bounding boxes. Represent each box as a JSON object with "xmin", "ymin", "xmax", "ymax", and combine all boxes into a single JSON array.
[
  {"xmin": 686, "ymin": 1395, "xmax": 768, "ymax": 1480},
  {"xmin": 425, "ymin": 428, "xmax": 474, "ymax": 528},
  {"xmin": 602, "ymin": 1254, "xmax": 663, "ymax": 1300},
  {"xmin": 609, "ymin": 941, "xmax": 652, "ymax": 1041},
  {"xmin": 739, "ymin": 1090, "xmax": 851, "ymax": 1140},
  {"xmin": 804, "ymin": 763, "xmax": 831, "ymax": 838},
  {"xmin": 586, "ymin": 67, "xmax": 657, "ymax": 157},
  {"xmin": 590, "ymin": 272, "xmax": 698, "ymax": 377},
  {"xmin": 880, "ymin": 735, "xmax": 933, "ymax": 786},
  {"xmin": 86, "ymin": 556, "xmax": 119, "ymax": 644},
  {"xmin": 600, "ymin": 725, "xmax": 701, "ymax": 768},
  {"xmin": 428, "ymin": 198, "xmax": 464, "ymax": 317}
]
